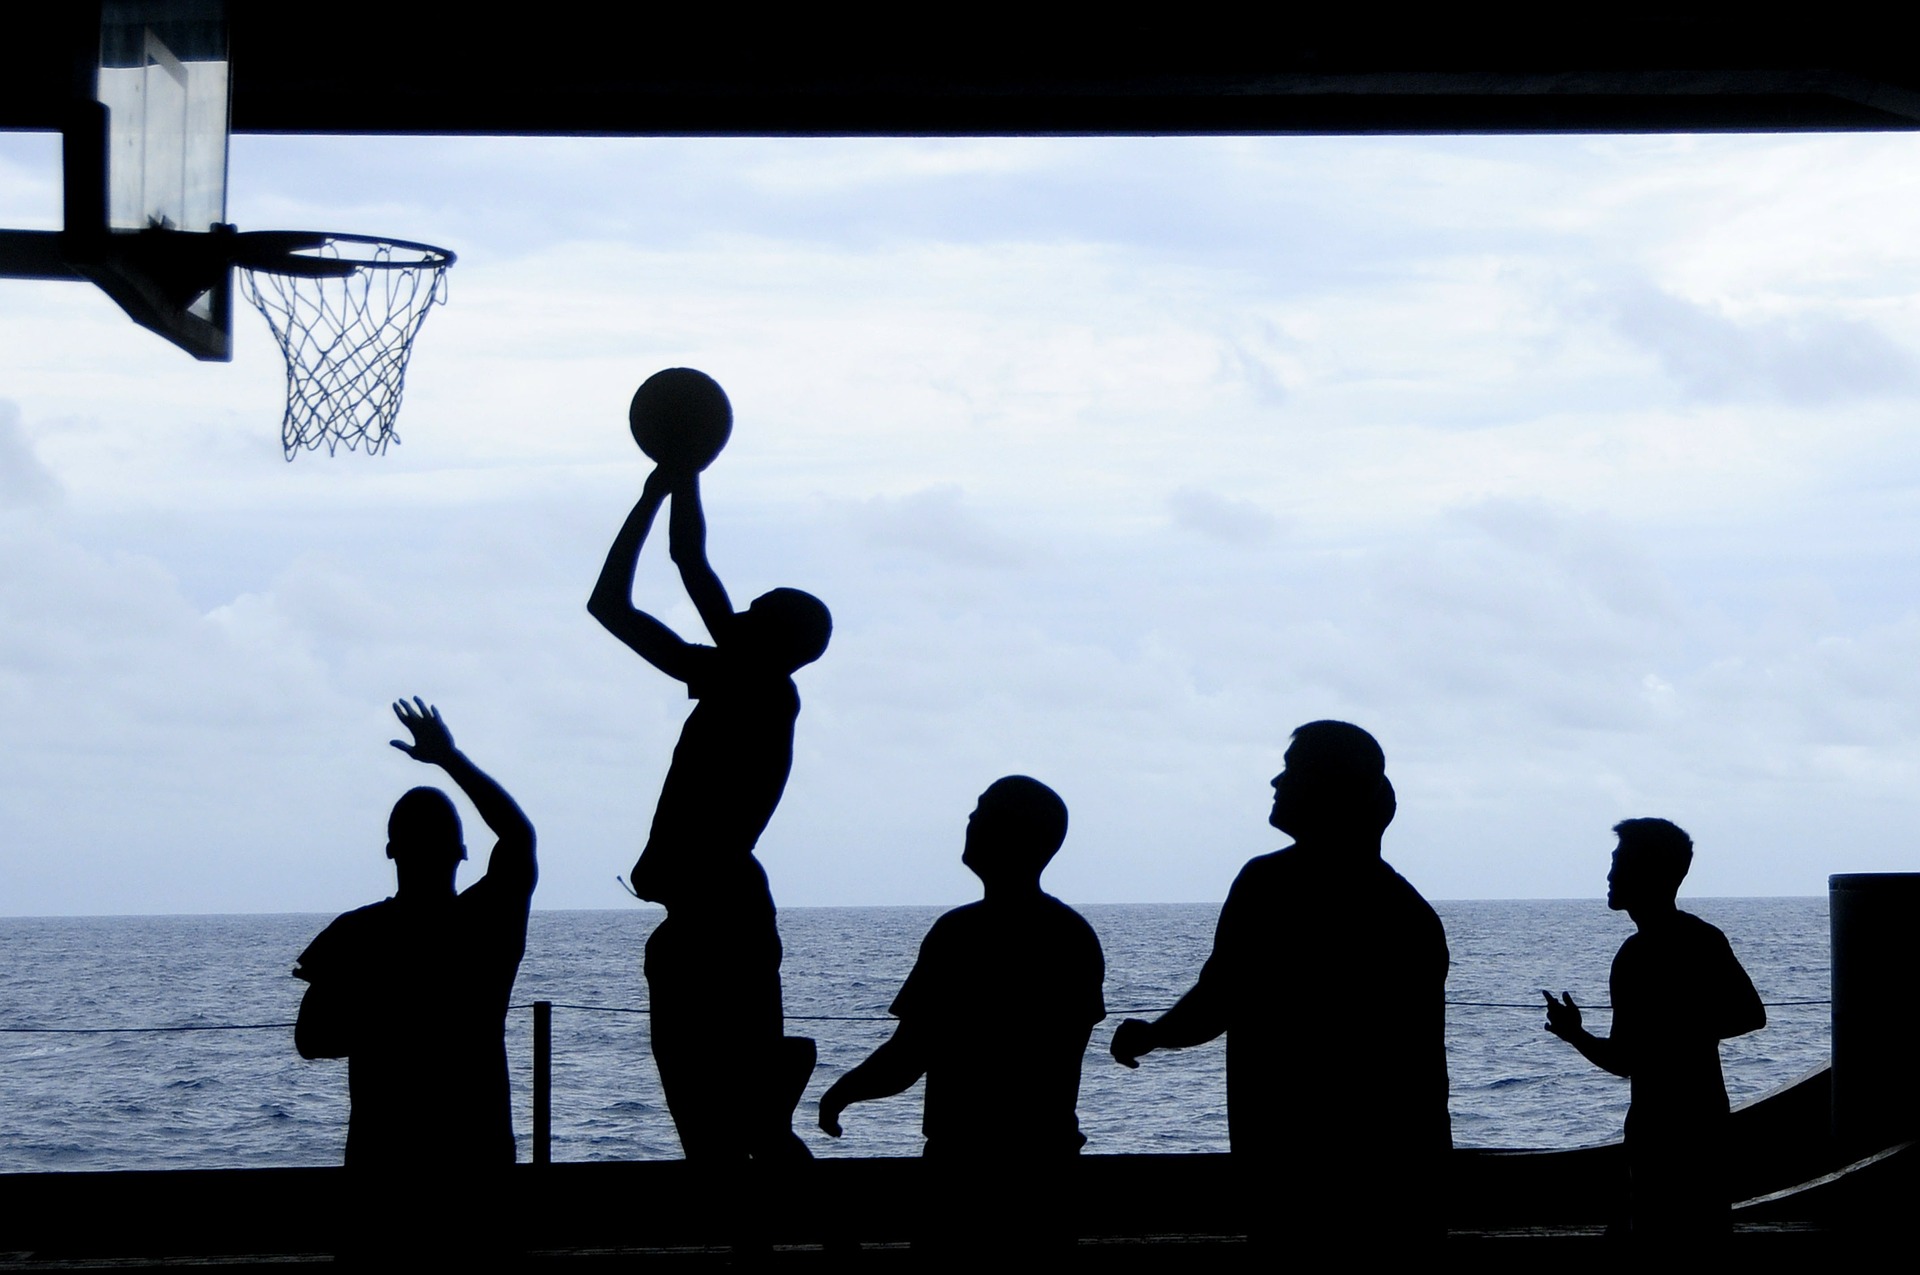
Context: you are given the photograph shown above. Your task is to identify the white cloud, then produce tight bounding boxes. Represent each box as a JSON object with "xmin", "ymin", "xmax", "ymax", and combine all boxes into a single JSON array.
[
  {"xmin": 7, "ymin": 132, "xmax": 1920, "ymax": 913},
  {"xmin": 0, "ymin": 401, "xmax": 60, "ymax": 508},
  {"xmin": 1603, "ymin": 281, "xmax": 1916, "ymax": 405},
  {"xmin": 845, "ymin": 485, "xmax": 1030, "ymax": 568},
  {"xmin": 1166, "ymin": 487, "xmax": 1281, "ymax": 545}
]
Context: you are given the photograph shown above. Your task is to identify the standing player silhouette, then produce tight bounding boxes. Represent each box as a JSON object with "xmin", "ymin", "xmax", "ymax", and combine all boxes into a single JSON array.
[
  {"xmin": 1542, "ymin": 818, "xmax": 1765, "ymax": 1243},
  {"xmin": 589, "ymin": 369, "xmax": 831, "ymax": 1161}
]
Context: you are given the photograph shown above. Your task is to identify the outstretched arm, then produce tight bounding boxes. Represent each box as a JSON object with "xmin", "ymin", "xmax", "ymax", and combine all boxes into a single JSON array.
[
  {"xmin": 588, "ymin": 469, "xmax": 700, "ymax": 681},
  {"xmin": 667, "ymin": 472, "xmax": 735, "ymax": 642},
  {"xmin": 1542, "ymin": 991, "xmax": 1629, "ymax": 1077},
  {"xmin": 818, "ymin": 1021, "xmax": 930, "ymax": 1137},
  {"xmin": 1111, "ymin": 972, "xmax": 1229, "ymax": 1068},
  {"xmin": 1116, "ymin": 873, "xmax": 1251, "ymax": 1068},
  {"xmin": 392, "ymin": 698, "xmax": 536, "ymax": 896}
]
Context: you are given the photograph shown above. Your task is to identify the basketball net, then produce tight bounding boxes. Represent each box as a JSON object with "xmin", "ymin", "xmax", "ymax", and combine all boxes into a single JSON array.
[{"xmin": 238, "ymin": 236, "xmax": 453, "ymax": 459}]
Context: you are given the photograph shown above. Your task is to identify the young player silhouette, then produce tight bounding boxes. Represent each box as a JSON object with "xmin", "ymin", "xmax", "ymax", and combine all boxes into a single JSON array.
[
  {"xmin": 589, "ymin": 370, "xmax": 831, "ymax": 1162},
  {"xmin": 818, "ymin": 776, "xmax": 1104, "ymax": 1250},
  {"xmin": 1543, "ymin": 818, "xmax": 1765, "ymax": 1243},
  {"xmin": 818, "ymin": 776, "xmax": 1104, "ymax": 1153}
]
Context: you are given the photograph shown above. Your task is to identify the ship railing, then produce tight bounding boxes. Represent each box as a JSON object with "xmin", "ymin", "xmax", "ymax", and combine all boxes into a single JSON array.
[{"xmin": 1, "ymin": 996, "xmax": 1838, "ymax": 1166}]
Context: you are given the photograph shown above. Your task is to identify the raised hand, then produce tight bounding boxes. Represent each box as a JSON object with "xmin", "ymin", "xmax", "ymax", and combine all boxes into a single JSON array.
[
  {"xmin": 390, "ymin": 697, "xmax": 457, "ymax": 767},
  {"xmin": 1542, "ymin": 990, "xmax": 1583, "ymax": 1040}
]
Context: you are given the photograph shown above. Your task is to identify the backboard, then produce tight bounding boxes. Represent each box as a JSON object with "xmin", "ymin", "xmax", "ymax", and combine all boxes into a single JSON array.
[
  {"xmin": 69, "ymin": 0, "xmax": 235, "ymax": 360},
  {"xmin": 97, "ymin": 2, "xmax": 229, "ymax": 236}
]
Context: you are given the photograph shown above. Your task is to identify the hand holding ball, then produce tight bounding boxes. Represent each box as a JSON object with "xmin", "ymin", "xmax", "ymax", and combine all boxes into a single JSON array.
[{"xmin": 630, "ymin": 368, "xmax": 733, "ymax": 473}]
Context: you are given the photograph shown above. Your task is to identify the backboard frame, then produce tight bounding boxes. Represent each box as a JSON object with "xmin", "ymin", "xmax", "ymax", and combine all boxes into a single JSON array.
[
  {"xmin": 0, "ymin": 2, "xmax": 236, "ymax": 361},
  {"xmin": 76, "ymin": 0, "xmax": 236, "ymax": 361}
]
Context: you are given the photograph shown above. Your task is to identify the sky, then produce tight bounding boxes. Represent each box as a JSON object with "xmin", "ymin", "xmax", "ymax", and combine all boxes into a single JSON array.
[{"xmin": 5, "ymin": 131, "xmax": 1920, "ymax": 916}]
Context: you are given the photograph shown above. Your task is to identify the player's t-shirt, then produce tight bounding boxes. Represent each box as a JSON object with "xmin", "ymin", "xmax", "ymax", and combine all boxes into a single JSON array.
[
  {"xmin": 294, "ymin": 871, "xmax": 531, "ymax": 1167},
  {"xmin": 631, "ymin": 645, "xmax": 799, "ymax": 909},
  {"xmin": 1610, "ymin": 909, "xmax": 1764, "ymax": 1137},
  {"xmin": 889, "ymin": 894, "xmax": 1106, "ymax": 1158},
  {"xmin": 1200, "ymin": 845, "xmax": 1451, "ymax": 1160}
]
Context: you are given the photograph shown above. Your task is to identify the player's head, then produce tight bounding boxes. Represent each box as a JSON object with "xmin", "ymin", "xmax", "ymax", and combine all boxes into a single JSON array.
[
  {"xmin": 1270, "ymin": 720, "xmax": 1395, "ymax": 841},
  {"xmin": 1609, "ymin": 817, "xmax": 1692, "ymax": 910},
  {"xmin": 743, "ymin": 588, "xmax": 832, "ymax": 671},
  {"xmin": 386, "ymin": 786, "xmax": 466, "ymax": 868},
  {"xmin": 963, "ymin": 776, "xmax": 1070, "ymax": 885}
]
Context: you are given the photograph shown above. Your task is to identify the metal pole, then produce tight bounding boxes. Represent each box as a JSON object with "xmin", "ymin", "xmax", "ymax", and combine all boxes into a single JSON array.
[{"xmin": 533, "ymin": 999, "xmax": 552, "ymax": 1166}]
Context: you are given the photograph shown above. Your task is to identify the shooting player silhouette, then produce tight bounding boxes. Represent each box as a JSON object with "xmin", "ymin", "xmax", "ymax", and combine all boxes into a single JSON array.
[{"xmin": 588, "ymin": 369, "xmax": 831, "ymax": 1161}]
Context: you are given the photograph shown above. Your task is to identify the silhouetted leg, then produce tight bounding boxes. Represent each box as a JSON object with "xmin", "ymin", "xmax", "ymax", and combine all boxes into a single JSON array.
[
  {"xmin": 336, "ymin": 1160, "xmax": 510, "ymax": 1267},
  {"xmin": 1629, "ymin": 1122, "xmax": 1731, "ymax": 1246},
  {"xmin": 647, "ymin": 911, "xmax": 813, "ymax": 1163},
  {"xmin": 1235, "ymin": 1114, "xmax": 1444, "ymax": 1254},
  {"xmin": 917, "ymin": 1146, "xmax": 1077, "ymax": 1257},
  {"xmin": 648, "ymin": 916, "xmax": 749, "ymax": 1160},
  {"xmin": 752, "ymin": 1035, "xmax": 817, "ymax": 1163},
  {"xmin": 1240, "ymin": 1155, "xmax": 1299, "ymax": 1255},
  {"xmin": 1241, "ymin": 1153, "xmax": 1437, "ymax": 1255}
]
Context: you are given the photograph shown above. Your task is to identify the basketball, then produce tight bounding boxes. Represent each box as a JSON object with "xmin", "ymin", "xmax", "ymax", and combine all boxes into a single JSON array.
[{"xmin": 629, "ymin": 368, "xmax": 733, "ymax": 472}]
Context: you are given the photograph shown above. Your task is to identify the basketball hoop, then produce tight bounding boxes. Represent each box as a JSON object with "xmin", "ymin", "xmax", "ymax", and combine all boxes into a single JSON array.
[{"xmin": 235, "ymin": 232, "xmax": 455, "ymax": 459}]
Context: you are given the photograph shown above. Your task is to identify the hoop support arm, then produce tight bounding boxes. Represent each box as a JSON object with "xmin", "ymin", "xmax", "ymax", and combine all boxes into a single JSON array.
[{"xmin": 0, "ymin": 230, "xmax": 86, "ymax": 281}]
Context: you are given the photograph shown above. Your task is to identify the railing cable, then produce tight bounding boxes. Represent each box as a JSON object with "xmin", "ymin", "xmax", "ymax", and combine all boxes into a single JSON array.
[
  {"xmin": 1, "ymin": 996, "xmax": 1832, "ymax": 1035},
  {"xmin": 0, "ymin": 1021, "xmax": 298, "ymax": 1034}
]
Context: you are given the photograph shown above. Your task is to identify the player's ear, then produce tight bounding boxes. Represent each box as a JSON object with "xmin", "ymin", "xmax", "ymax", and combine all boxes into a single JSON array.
[
  {"xmin": 386, "ymin": 841, "xmax": 397, "ymax": 862},
  {"xmin": 1372, "ymin": 776, "xmax": 1397, "ymax": 833}
]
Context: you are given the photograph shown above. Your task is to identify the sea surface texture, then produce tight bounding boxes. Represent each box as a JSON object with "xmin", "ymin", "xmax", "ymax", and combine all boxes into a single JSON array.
[{"xmin": 0, "ymin": 898, "xmax": 1830, "ymax": 1171}]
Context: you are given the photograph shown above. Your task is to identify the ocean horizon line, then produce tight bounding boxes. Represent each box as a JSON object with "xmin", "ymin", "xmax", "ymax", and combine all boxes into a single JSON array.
[{"xmin": 0, "ymin": 893, "xmax": 1831, "ymax": 923}]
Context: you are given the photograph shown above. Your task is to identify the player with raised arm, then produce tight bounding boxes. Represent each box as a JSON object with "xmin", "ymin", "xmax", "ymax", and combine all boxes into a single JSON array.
[
  {"xmin": 293, "ymin": 699, "xmax": 536, "ymax": 1257},
  {"xmin": 588, "ymin": 368, "xmax": 831, "ymax": 1162},
  {"xmin": 294, "ymin": 698, "xmax": 537, "ymax": 1166}
]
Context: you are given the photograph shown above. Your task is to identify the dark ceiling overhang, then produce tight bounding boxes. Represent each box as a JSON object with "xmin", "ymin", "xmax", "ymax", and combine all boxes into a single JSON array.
[{"xmin": 7, "ymin": 7, "xmax": 1920, "ymax": 136}]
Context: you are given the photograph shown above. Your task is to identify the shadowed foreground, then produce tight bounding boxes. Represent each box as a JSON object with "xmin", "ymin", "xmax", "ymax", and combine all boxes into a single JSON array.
[{"xmin": 1, "ymin": 1068, "xmax": 1912, "ymax": 1269}]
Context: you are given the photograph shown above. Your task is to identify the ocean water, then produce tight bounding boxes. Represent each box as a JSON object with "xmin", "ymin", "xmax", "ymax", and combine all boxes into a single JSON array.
[{"xmin": 0, "ymin": 899, "xmax": 1831, "ymax": 1172}]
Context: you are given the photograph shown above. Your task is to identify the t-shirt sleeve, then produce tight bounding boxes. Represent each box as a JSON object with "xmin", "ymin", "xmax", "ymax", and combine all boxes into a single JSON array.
[
  {"xmin": 1074, "ymin": 915, "xmax": 1107, "ymax": 1025},
  {"xmin": 1188, "ymin": 861, "xmax": 1258, "ymax": 1012},
  {"xmin": 292, "ymin": 911, "xmax": 374, "ymax": 1059},
  {"xmin": 293, "ymin": 915, "xmax": 346, "ymax": 983},
  {"xmin": 889, "ymin": 921, "xmax": 947, "ymax": 1021},
  {"xmin": 1709, "ymin": 927, "xmax": 1766, "ymax": 1040},
  {"xmin": 1607, "ymin": 936, "xmax": 1644, "ymax": 1068}
]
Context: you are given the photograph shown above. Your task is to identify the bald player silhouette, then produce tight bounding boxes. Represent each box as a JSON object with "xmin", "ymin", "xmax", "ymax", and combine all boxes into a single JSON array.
[
  {"xmin": 292, "ymin": 699, "xmax": 536, "ymax": 1259},
  {"xmin": 1111, "ymin": 721, "xmax": 1450, "ymax": 1249},
  {"xmin": 294, "ymin": 698, "xmax": 537, "ymax": 1169}
]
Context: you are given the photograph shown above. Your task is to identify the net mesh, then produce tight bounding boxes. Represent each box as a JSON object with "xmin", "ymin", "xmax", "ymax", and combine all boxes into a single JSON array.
[{"xmin": 239, "ymin": 238, "xmax": 452, "ymax": 459}]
